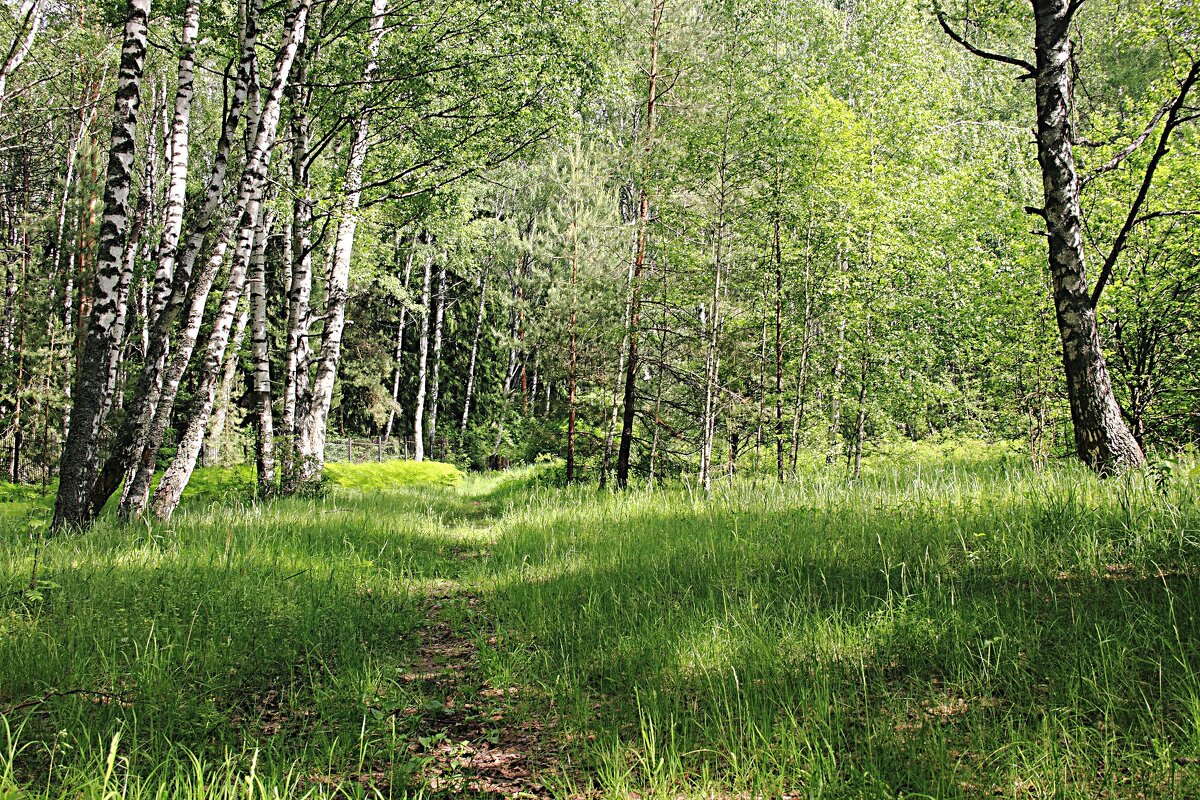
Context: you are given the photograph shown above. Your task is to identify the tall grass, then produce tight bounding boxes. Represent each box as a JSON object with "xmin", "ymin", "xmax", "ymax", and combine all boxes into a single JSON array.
[
  {"xmin": 0, "ymin": 466, "xmax": 486, "ymax": 798},
  {"xmin": 483, "ymin": 453, "xmax": 1200, "ymax": 797},
  {"xmin": 3, "ymin": 450, "xmax": 1200, "ymax": 797}
]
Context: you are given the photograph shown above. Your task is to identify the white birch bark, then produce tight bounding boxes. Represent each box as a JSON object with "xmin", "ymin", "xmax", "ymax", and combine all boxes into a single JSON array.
[
  {"xmin": 0, "ymin": 0, "xmax": 42, "ymax": 115},
  {"xmin": 412, "ymin": 247, "xmax": 433, "ymax": 462},
  {"xmin": 52, "ymin": 0, "xmax": 151, "ymax": 532},
  {"xmin": 294, "ymin": 0, "xmax": 387, "ymax": 482},
  {"xmin": 426, "ymin": 258, "xmax": 447, "ymax": 457},
  {"xmin": 205, "ymin": 296, "xmax": 250, "ymax": 464},
  {"xmin": 148, "ymin": 0, "xmax": 199, "ymax": 325},
  {"xmin": 460, "ymin": 265, "xmax": 488, "ymax": 433},
  {"xmin": 249, "ymin": 209, "xmax": 276, "ymax": 493},
  {"xmin": 384, "ymin": 234, "xmax": 417, "ymax": 442},
  {"xmin": 126, "ymin": 0, "xmax": 312, "ymax": 519}
]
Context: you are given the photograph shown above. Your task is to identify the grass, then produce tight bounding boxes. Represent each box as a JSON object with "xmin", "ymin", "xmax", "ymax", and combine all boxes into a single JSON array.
[{"xmin": 2, "ymin": 448, "xmax": 1200, "ymax": 797}]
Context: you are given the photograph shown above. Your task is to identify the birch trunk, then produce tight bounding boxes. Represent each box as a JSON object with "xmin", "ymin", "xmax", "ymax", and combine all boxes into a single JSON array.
[
  {"xmin": 151, "ymin": 206, "xmax": 261, "ymax": 519},
  {"xmin": 126, "ymin": 0, "xmax": 311, "ymax": 519},
  {"xmin": 0, "ymin": 0, "xmax": 42, "ymax": 115},
  {"xmin": 53, "ymin": 0, "xmax": 151, "ymax": 532},
  {"xmin": 412, "ymin": 247, "xmax": 433, "ymax": 462},
  {"xmin": 384, "ymin": 234, "xmax": 416, "ymax": 441},
  {"xmin": 279, "ymin": 87, "xmax": 314, "ymax": 488},
  {"xmin": 460, "ymin": 264, "xmax": 488, "ymax": 434},
  {"xmin": 250, "ymin": 210, "xmax": 276, "ymax": 494},
  {"xmin": 1032, "ymin": 0, "xmax": 1144, "ymax": 474},
  {"xmin": 426, "ymin": 259, "xmax": 447, "ymax": 457},
  {"xmin": 205, "ymin": 297, "xmax": 249, "ymax": 465},
  {"xmin": 294, "ymin": 0, "xmax": 386, "ymax": 483},
  {"xmin": 148, "ymin": 0, "xmax": 199, "ymax": 325},
  {"xmin": 90, "ymin": 0, "xmax": 258, "ymax": 518}
]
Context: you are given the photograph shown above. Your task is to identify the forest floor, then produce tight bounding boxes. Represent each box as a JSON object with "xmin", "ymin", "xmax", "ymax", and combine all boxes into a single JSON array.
[{"xmin": 3, "ymin": 446, "xmax": 1200, "ymax": 798}]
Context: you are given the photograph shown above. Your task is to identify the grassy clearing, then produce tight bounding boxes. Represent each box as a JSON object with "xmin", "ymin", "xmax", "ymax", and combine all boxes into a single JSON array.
[
  {"xmin": 482, "ymin": 453, "xmax": 1200, "ymax": 798},
  {"xmin": 2, "ymin": 449, "xmax": 1200, "ymax": 797}
]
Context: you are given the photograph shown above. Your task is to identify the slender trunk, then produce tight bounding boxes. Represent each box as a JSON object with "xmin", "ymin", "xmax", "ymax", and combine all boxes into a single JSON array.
[
  {"xmin": 615, "ymin": 0, "xmax": 663, "ymax": 489},
  {"xmin": 0, "ymin": 0, "xmax": 42, "ymax": 115},
  {"xmin": 149, "ymin": 0, "xmax": 200, "ymax": 325},
  {"xmin": 53, "ymin": 0, "xmax": 151, "ymax": 532},
  {"xmin": 851, "ymin": 317, "xmax": 870, "ymax": 480},
  {"xmin": 460, "ymin": 264, "xmax": 489, "ymax": 434},
  {"xmin": 384, "ymin": 233, "xmax": 416, "ymax": 441},
  {"xmin": 280, "ymin": 68, "xmax": 313, "ymax": 487},
  {"xmin": 295, "ymin": 0, "xmax": 386, "ymax": 480},
  {"xmin": 773, "ymin": 203, "xmax": 784, "ymax": 480},
  {"xmin": 427, "ymin": 259, "xmax": 447, "ymax": 457},
  {"xmin": 1032, "ymin": 0, "xmax": 1144, "ymax": 474},
  {"xmin": 412, "ymin": 246, "xmax": 432, "ymax": 462},
  {"xmin": 249, "ymin": 210, "xmax": 275, "ymax": 493},
  {"xmin": 600, "ymin": 257, "xmax": 635, "ymax": 488},
  {"xmin": 566, "ymin": 223, "xmax": 579, "ymax": 483},
  {"xmin": 205, "ymin": 297, "xmax": 250, "ymax": 465},
  {"xmin": 91, "ymin": 0, "xmax": 258, "ymax": 518}
]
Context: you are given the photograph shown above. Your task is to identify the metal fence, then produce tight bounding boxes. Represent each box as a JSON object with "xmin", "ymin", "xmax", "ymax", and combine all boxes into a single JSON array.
[{"xmin": 323, "ymin": 436, "xmax": 451, "ymax": 464}]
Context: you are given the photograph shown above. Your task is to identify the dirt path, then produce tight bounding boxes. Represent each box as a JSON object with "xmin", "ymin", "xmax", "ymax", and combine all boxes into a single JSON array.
[{"xmin": 399, "ymin": 572, "xmax": 571, "ymax": 797}]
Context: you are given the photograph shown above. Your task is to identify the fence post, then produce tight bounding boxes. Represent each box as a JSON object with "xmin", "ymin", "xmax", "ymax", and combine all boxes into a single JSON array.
[
  {"xmin": 347, "ymin": 437, "xmax": 353, "ymax": 463},
  {"xmin": 378, "ymin": 436, "xmax": 383, "ymax": 462}
]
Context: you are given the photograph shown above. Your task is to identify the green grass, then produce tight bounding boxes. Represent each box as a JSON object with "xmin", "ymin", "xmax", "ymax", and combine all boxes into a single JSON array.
[{"xmin": 2, "ymin": 450, "xmax": 1200, "ymax": 797}]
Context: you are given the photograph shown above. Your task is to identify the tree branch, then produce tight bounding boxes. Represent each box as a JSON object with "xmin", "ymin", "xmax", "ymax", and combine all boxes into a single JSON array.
[
  {"xmin": 1091, "ymin": 60, "xmax": 1200, "ymax": 308},
  {"xmin": 936, "ymin": 12, "xmax": 1035, "ymax": 76}
]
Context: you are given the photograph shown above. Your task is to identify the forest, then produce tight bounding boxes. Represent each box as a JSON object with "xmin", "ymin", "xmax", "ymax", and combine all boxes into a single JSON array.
[{"xmin": 0, "ymin": 0, "xmax": 1199, "ymax": 796}]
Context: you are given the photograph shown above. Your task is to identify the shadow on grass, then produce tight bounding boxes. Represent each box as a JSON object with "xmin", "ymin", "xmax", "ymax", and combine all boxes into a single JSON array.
[{"xmin": 482, "ymin": 491, "xmax": 1200, "ymax": 798}]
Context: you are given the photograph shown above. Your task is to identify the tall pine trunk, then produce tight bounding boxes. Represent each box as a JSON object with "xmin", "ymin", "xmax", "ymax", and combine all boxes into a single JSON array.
[{"xmin": 615, "ymin": 0, "xmax": 664, "ymax": 489}]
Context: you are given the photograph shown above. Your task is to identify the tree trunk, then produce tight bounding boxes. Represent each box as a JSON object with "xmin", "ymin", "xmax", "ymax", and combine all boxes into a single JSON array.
[
  {"xmin": 0, "ymin": 0, "xmax": 42, "ymax": 115},
  {"xmin": 128, "ymin": 0, "xmax": 311, "ymax": 520},
  {"xmin": 53, "ymin": 0, "xmax": 151, "ymax": 532},
  {"xmin": 566, "ymin": 223, "xmax": 579, "ymax": 483},
  {"xmin": 149, "ymin": 0, "xmax": 200, "ymax": 326},
  {"xmin": 773, "ymin": 203, "xmax": 785, "ymax": 480},
  {"xmin": 385, "ymin": 232, "xmax": 416, "ymax": 441},
  {"xmin": 1032, "ymin": 0, "xmax": 1144, "ymax": 474},
  {"xmin": 250, "ymin": 210, "xmax": 276, "ymax": 494},
  {"xmin": 460, "ymin": 264, "xmax": 489, "ymax": 434},
  {"xmin": 426, "ymin": 258, "xmax": 447, "ymax": 457},
  {"xmin": 89, "ymin": 0, "xmax": 258, "ymax": 519},
  {"xmin": 280, "ymin": 68, "xmax": 314, "ymax": 488},
  {"xmin": 205, "ymin": 296, "xmax": 250, "ymax": 465},
  {"xmin": 295, "ymin": 0, "xmax": 387, "ymax": 482},
  {"xmin": 615, "ymin": 0, "xmax": 664, "ymax": 489},
  {"xmin": 412, "ymin": 245, "xmax": 432, "ymax": 462}
]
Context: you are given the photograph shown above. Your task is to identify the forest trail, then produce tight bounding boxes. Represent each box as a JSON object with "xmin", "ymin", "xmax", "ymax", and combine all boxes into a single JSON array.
[{"xmin": 396, "ymin": 514, "xmax": 572, "ymax": 799}]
